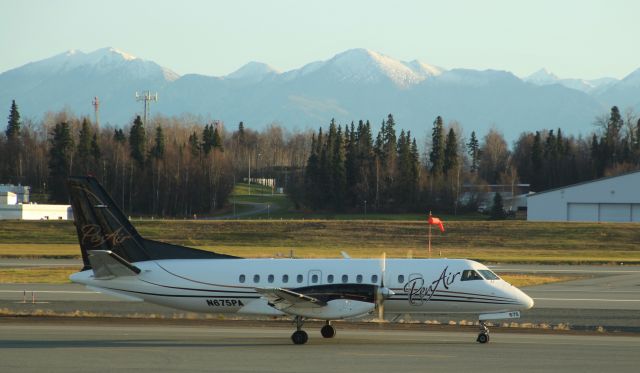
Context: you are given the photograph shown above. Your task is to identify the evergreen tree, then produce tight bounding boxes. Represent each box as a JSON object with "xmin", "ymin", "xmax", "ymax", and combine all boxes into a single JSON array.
[
  {"xmin": 202, "ymin": 124, "xmax": 213, "ymax": 154},
  {"xmin": 5, "ymin": 100, "xmax": 20, "ymax": 140},
  {"xmin": 531, "ymin": 131, "xmax": 543, "ymax": 190},
  {"xmin": 48, "ymin": 122, "xmax": 74, "ymax": 202},
  {"xmin": 443, "ymin": 128, "xmax": 458, "ymax": 174},
  {"xmin": 355, "ymin": 120, "xmax": 375, "ymax": 208},
  {"xmin": 129, "ymin": 116, "xmax": 146, "ymax": 167},
  {"xmin": 212, "ymin": 126, "xmax": 223, "ymax": 151},
  {"xmin": 604, "ymin": 106, "xmax": 624, "ymax": 165},
  {"xmin": 238, "ymin": 121, "xmax": 245, "ymax": 143},
  {"xmin": 429, "ymin": 116, "xmax": 445, "ymax": 175},
  {"xmin": 396, "ymin": 130, "xmax": 418, "ymax": 206},
  {"xmin": 590, "ymin": 133, "xmax": 603, "ymax": 177},
  {"xmin": 75, "ymin": 118, "xmax": 93, "ymax": 174},
  {"xmin": 331, "ymin": 125, "xmax": 346, "ymax": 210},
  {"xmin": 304, "ymin": 132, "xmax": 321, "ymax": 208},
  {"xmin": 188, "ymin": 131, "xmax": 200, "ymax": 157},
  {"xmin": 383, "ymin": 114, "xmax": 397, "ymax": 160},
  {"xmin": 4, "ymin": 100, "xmax": 23, "ymax": 182},
  {"xmin": 150, "ymin": 125, "xmax": 165, "ymax": 215},
  {"xmin": 490, "ymin": 192, "xmax": 506, "ymax": 220},
  {"xmin": 543, "ymin": 130, "xmax": 556, "ymax": 188},
  {"xmin": 113, "ymin": 128, "xmax": 126, "ymax": 143},
  {"xmin": 345, "ymin": 122, "xmax": 358, "ymax": 206},
  {"xmin": 151, "ymin": 125, "xmax": 165, "ymax": 159},
  {"xmin": 467, "ymin": 131, "xmax": 479, "ymax": 173},
  {"xmin": 91, "ymin": 133, "xmax": 101, "ymax": 163}
]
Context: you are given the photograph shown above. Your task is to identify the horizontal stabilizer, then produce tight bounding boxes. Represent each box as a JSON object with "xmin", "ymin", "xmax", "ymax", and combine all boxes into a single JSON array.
[{"xmin": 88, "ymin": 250, "xmax": 141, "ymax": 279}]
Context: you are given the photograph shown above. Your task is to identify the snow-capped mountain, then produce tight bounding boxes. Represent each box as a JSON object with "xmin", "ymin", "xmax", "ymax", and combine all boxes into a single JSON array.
[
  {"xmin": 524, "ymin": 68, "xmax": 618, "ymax": 94},
  {"xmin": 303, "ymin": 48, "xmax": 443, "ymax": 88},
  {"xmin": 225, "ymin": 61, "xmax": 279, "ymax": 82},
  {"xmin": 0, "ymin": 47, "xmax": 637, "ymax": 142},
  {"xmin": 594, "ymin": 68, "xmax": 640, "ymax": 110},
  {"xmin": 524, "ymin": 68, "xmax": 559, "ymax": 85},
  {"xmin": 6, "ymin": 47, "xmax": 179, "ymax": 81}
]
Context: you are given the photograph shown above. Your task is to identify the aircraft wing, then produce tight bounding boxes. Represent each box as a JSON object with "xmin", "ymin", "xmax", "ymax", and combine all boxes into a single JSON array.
[{"xmin": 255, "ymin": 288, "xmax": 327, "ymax": 310}]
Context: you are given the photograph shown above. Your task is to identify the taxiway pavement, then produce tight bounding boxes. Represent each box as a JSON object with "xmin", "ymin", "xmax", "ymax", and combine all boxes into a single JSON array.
[{"xmin": 0, "ymin": 320, "xmax": 638, "ymax": 373}]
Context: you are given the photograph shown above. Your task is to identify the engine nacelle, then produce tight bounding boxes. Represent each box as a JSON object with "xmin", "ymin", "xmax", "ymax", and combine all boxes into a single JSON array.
[{"xmin": 285, "ymin": 299, "xmax": 375, "ymax": 320}]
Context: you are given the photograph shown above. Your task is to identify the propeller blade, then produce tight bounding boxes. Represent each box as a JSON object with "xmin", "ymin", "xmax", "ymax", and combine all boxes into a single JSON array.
[{"xmin": 376, "ymin": 252, "xmax": 387, "ymax": 322}]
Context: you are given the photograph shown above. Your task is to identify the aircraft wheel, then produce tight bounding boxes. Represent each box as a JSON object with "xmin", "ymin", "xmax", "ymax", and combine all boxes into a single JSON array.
[
  {"xmin": 320, "ymin": 324, "xmax": 336, "ymax": 338},
  {"xmin": 291, "ymin": 330, "xmax": 309, "ymax": 345},
  {"xmin": 476, "ymin": 332, "xmax": 489, "ymax": 344}
]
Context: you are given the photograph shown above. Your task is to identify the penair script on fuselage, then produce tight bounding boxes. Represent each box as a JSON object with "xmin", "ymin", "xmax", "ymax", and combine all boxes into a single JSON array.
[{"xmin": 403, "ymin": 266, "xmax": 460, "ymax": 306}]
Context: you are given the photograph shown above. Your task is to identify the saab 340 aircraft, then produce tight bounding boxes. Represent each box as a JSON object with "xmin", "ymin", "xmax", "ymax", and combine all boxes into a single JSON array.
[{"xmin": 68, "ymin": 176, "xmax": 533, "ymax": 345}]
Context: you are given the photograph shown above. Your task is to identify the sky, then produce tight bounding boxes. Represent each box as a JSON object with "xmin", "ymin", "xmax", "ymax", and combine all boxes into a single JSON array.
[{"xmin": 2, "ymin": 0, "xmax": 639, "ymax": 79}]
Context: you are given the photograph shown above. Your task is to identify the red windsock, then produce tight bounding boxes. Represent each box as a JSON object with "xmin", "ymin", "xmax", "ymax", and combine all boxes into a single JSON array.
[{"xmin": 428, "ymin": 215, "xmax": 445, "ymax": 232}]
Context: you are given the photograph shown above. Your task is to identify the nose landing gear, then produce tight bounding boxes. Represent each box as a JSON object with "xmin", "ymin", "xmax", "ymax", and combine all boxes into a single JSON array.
[{"xmin": 476, "ymin": 321, "xmax": 490, "ymax": 344}]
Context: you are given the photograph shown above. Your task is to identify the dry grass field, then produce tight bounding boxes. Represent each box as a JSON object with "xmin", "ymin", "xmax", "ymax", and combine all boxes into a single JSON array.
[{"xmin": 0, "ymin": 219, "xmax": 639, "ymax": 264}]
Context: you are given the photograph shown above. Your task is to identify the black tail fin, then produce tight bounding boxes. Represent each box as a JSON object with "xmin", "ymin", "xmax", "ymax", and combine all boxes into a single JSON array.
[{"xmin": 67, "ymin": 176, "xmax": 239, "ymax": 270}]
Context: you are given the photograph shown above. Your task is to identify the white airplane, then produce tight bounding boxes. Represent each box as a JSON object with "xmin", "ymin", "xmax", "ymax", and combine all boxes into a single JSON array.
[{"xmin": 68, "ymin": 176, "xmax": 534, "ymax": 345}]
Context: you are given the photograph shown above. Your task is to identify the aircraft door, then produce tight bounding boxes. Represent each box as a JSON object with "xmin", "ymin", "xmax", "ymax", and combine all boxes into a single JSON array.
[{"xmin": 308, "ymin": 270, "xmax": 322, "ymax": 286}]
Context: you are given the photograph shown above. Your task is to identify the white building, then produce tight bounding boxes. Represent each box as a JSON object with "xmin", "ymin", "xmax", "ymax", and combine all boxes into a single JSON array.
[
  {"xmin": 527, "ymin": 171, "xmax": 640, "ymax": 222},
  {"xmin": 0, "ymin": 186, "xmax": 72, "ymax": 220},
  {"xmin": 0, "ymin": 184, "xmax": 30, "ymax": 203},
  {"xmin": 0, "ymin": 191, "xmax": 17, "ymax": 205},
  {"xmin": 0, "ymin": 203, "xmax": 72, "ymax": 220}
]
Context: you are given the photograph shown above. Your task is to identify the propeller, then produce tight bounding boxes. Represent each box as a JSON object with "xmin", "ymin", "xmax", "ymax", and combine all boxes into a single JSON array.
[{"xmin": 375, "ymin": 252, "xmax": 394, "ymax": 321}]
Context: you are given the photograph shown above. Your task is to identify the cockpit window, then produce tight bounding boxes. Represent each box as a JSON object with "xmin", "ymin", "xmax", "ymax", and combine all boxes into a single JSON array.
[
  {"xmin": 461, "ymin": 269, "xmax": 483, "ymax": 281},
  {"xmin": 479, "ymin": 269, "xmax": 500, "ymax": 280}
]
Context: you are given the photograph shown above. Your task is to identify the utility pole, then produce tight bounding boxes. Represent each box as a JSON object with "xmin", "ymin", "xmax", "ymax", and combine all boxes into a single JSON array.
[
  {"xmin": 92, "ymin": 96, "xmax": 100, "ymax": 129},
  {"xmin": 135, "ymin": 90, "xmax": 158, "ymax": 127}
]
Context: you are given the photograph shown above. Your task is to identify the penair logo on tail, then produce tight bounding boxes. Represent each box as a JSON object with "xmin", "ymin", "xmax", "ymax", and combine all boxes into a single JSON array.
[
  {"xmin": 81, "ymin": 224, "xmax": 132, "ymax": 248},
  {"xmin": 74, "ymin": 184, "xmax": 133, "ymax": 248},
  {"xmin": 403, "ymin": 266, "xmax": 461, "ymax": 306}
]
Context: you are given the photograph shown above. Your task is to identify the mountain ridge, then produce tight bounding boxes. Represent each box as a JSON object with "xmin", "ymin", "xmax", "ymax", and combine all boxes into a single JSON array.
[{"xmin": 1, "ymin": 47, "xmax": 638, "ymax": 141}]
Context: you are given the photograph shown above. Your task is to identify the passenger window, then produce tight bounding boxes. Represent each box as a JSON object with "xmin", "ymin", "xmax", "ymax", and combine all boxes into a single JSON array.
[
  {"xmin": 479, "ymin": 270, "xmax": 500, "ymax": 280},
  {"xmin": 342, "ymin": 274, "xmax": 348, "ymax": 283},
  {"xmin": 253, "ymin": 274, "xmax": 260, "ymax": 283},
  {"xmin": 297, "ymin": 274, "xmax": 303, "ymax": 283},
  {"xmin": 282, "ymin": 274, "xmax": 289, "ymax": 283},
  {"xmin": 356, "ymin": 274, "xmax": 363, "ymax": 283},
  {"xmin": 311, "ymin": 274, "xmax": 319, "ymax": 283},
  {"xmin": 239, "ymin": 274, "xmax": 245, "ymax": 283},
  {"xmin": 268, "ymin": 274, "xmax": 274, "ymax": 283},
  {"xmin": 327, "ymin": 274, "xmax": 334, "ymax": 283},
  {"xmin": 461, "ymin": 270, "xmax": 483, "ymax": 281},
  {"xmin": 371, "ymin": 274, "xmax": 378, "ymax": 283},
  {"xmin": 398, "ymin": 275, "xmax": 405, "ymax": 283}
]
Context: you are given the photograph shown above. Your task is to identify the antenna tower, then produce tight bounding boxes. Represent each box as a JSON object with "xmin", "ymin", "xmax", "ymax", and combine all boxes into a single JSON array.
[
  {"xmin": 92, "ymin": 96, "xmax": 100, "ymax": 129},
  {"xmin": 135, "ymin": 90, "xmax": 158, "ymax": 127}
]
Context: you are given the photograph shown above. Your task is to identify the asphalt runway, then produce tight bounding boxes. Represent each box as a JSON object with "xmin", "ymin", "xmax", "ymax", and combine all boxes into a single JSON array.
[{"xmin": 0, "ymin": 321, "xmax": 638, "ymax": 373}]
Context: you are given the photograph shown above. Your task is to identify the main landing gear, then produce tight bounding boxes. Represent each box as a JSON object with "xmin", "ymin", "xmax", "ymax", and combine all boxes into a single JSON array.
[
  {"xmin": 476, "ymin": 321, "xmax": 490, "ymax": 344},
  {"xmin": 291, "ymin": 316, "xmax": 308, "ymax": 345},
  {"xmin": 321, "ymin": 321, "xmax": 336, "ymax": 338},
  {"xmin": 291, "ymin": 318, "xmax": 337, "ymax": 344}
]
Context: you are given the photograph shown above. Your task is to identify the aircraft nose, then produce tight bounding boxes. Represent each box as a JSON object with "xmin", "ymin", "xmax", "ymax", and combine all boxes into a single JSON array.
[{"xmin": 519, "ymin": 293, "xmax": 534, "ymax": 310}]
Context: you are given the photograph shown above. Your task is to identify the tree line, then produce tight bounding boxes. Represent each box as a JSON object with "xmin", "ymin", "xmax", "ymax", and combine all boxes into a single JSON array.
[
  {"xmin": 0, "ymin": 101, "xmax": 309, "ymax": 216},
  {"xmin": 293, "ymin": 107, "xmax": 640, "ymax": 213},
  {"xmin": 1, "ymin": 100, "xmax": 639, "ymax": 216}
]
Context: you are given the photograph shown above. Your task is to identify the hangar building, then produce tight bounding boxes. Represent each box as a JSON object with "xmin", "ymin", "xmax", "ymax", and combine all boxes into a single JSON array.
[{"xmin": 527, "ymin": 170, "xmax": 640, "ymax": 222}]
